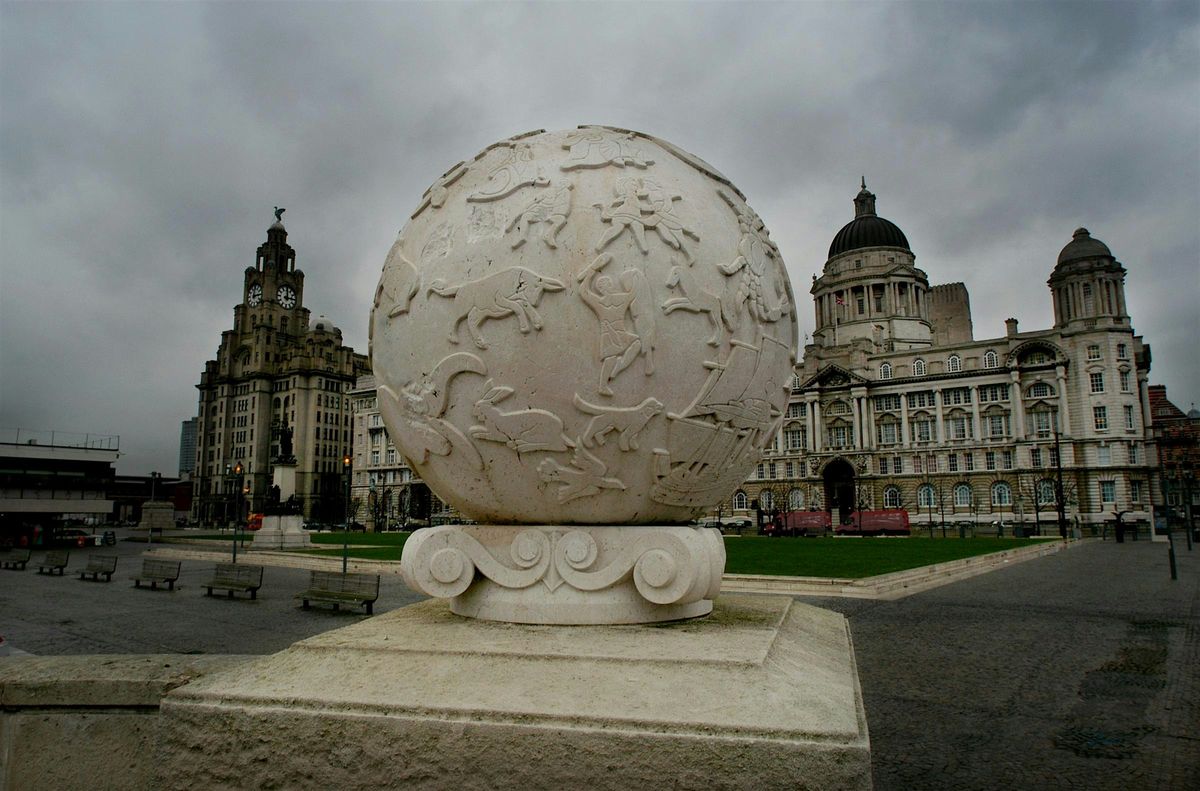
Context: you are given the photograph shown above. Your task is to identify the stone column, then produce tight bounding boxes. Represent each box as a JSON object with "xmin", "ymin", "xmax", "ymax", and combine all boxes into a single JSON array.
[
  {"xmin": 934, "ymin": 388, "xmax": 945, "ymax": 443},
  {"xmin": 851, "ymin": 391, "xmax": 864, "ymax": 449},
  {"xmin": 1056, "ymin": 365, "xmax": 1071, "ymax": 437},
  {"xmin": 1010, "ymin": 370, "xmax": 1025, "ymax": 440},
  {"xmin": 900, "ymin": 396, "xmax": 911, "ymax": 446},
  {"xmin": 970, "ymin": 386, "xmax": 982, "ymax": 442},
  {"xmin": 812, "ymin": 398, "xmax": 822, "ymax": 452}
]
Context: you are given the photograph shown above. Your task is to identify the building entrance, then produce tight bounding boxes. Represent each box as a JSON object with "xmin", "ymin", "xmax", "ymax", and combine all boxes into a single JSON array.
[{"xmin": 823, "ymin": 458, "xmax": 856, "ymax": 526}]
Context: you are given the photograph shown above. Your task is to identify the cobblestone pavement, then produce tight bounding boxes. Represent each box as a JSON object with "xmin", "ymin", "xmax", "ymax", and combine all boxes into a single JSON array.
[
  {"xmin": 806, "ymin": 538, "xmax": 1199, "ymax": 791},
  {"xmin": 2, "ymin": 534, "xmax": 1196, "ymax": 789}
]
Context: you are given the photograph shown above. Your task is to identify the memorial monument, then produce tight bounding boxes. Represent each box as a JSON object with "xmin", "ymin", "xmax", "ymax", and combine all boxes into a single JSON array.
[
  {"xmin": 251, "ymin": 420, "xmax": 311, "ymax": 549},
  {"xmin": 158, "ymin": 128, "xmax": 870, "ymax": 790}
]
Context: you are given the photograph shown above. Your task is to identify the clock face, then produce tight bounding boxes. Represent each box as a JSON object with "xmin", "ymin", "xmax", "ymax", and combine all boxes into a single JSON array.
[
  {"xmin": 277, "ymin": 285, "xmax": 297, "ymax": 309},
  {"xmin": 247, "ymin": 284, "xmax": 263, "ymax": 307}
]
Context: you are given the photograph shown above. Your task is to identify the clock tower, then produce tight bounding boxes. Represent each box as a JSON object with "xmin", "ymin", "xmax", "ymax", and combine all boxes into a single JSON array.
[{"xmin": 191, "ymin": 209, "xmax": 369, "ymax": 525}]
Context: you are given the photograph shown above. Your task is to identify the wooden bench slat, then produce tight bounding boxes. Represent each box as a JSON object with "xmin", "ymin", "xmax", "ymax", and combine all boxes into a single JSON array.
[
  {"xmin": 37, "ymin": 550, "xmax": 70, "ymax": 575},
  {"xmin": 131, "ymin": 558, "xmax": 181, "ymax": 590},
  {"xmin": 295, "ymin": 570, "xmax": 379, "ymax": 614},
  {"xmin": 202, "ymin": 563, "xmax": 264, "ymax": 599},
  {"xmin": 78, "ymin": 554, "xmax": 118, "ymax": 582}
]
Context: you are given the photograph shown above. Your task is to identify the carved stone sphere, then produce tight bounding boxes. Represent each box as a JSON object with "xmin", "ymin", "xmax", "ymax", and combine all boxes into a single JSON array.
[{"xmin": 371, "ymin": 127, "xmax": 798, "ymax": 525}]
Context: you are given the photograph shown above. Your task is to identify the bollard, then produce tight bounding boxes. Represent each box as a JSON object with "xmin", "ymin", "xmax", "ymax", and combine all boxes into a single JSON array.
[{"xmin": 1168, "ymin": 532, "xmax": 1178, "ymax": 581}]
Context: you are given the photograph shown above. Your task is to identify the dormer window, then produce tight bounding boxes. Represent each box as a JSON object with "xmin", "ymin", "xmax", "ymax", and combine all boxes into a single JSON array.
[
  {"xmin": 983, "ymin": 350, "xmax": 998, "ymax": 369},
  {"xmin": 879, "ymin": 362, "xmax": 893, "ymax": 380},
  {"xmin": 913, "ymin": 359, "xmax": 926, "ymax": 376},
  {"xmin": 947, "ymin": 355, "xmax": 962, "ymax": 373}
]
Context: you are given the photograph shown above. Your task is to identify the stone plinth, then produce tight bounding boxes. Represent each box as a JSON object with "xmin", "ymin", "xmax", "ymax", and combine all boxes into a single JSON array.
[
  {"xmin": 157, "ymin": 595, "xmax": 871, "ymax": 790},
  {"xmin": 137, "ymin": 501, "xmax": 174, "ymax": 533},
  {"xmin": 252, "ymin": 462, "xmax": 310, "ymax": 549},
  {"xmin": 251, "ymin": 514, "xmax": 310, "ymax": 550},
  {"xmin": 401, "ymin": 524, "xmax": 724, "ymax": 624}
]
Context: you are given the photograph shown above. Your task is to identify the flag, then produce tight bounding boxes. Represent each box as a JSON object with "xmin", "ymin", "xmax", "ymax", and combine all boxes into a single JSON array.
[{"xmin": 835, "ymin": 295, "xmax": 845, "ymax": 305}]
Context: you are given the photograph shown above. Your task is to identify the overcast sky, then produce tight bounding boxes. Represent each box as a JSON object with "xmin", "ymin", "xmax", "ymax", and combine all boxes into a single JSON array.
[{"xmin": 2, "ymin": 0, "xmax": 1197, "ymax": 475}]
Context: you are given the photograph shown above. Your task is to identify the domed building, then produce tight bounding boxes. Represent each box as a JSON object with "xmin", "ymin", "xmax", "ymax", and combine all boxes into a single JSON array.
[
  {"xmin": 189, "ymin": 211, "xmax": 369, "ymax": 525},
  {"xmin": 729, "ymin": 183, "xmax": 1159, "ymax": 536}
]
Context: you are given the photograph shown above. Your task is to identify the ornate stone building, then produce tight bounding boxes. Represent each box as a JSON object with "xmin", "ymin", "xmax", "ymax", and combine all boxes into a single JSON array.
[
  {"xmin": 347, "ymin": 374, "xmax": 441, "ymax": 530},
  {"xmin": 732, "ymin": 182, "xmax": 1157, "ymax": 532},
  {"xmin": 190, "ymin": 212, "xmax": 369, "ymax": 524}
]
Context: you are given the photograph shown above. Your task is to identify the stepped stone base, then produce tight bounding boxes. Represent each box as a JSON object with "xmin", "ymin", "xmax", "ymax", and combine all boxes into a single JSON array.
[
  {"xmin": 157, "ymin": 595, "xmax": 871, "ymax": 790},
  {"xmin": 251, "ymin": 514, "xmax": 310, "ymax": 550}
]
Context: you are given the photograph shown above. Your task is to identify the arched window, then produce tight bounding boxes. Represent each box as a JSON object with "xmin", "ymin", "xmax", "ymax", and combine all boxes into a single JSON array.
[
  {"xmin": 913, "ymin": 359, "xmax": 926, "ymax": 376},
  {"xmin": 1037, "ymin": 479, "xmax": 1056, "ymax": 505},
  {"xmin": 1028, "ymin": 382, "xmax": 1054, "ymax": 398},
  {"xmin": 788, "ymin": 488, "xmax": 805, "ymax": 510},
  {"xmin": 733, "ymin": 491, "xmax": 748, "ymax": 510},
  {"xmin": 983, "ymin": 350, "xmax": 998, "ymax": 369},
  {"xmin": 917, "ymin": 484, "xmax": 935, "ymax": 508},
  {"xmin": 947, "ymin": 355, "xmax": 962, "ymax": 373},
  {"xmin": 991, "ymin": 481, "xmax": 1013, "ymax": 506},
  {"xmin": 883, "ymin": 486, "xmax": 901, "ymax": 509},
  {"xmin": 879, "ymin": 362, "xmax": 893, "ymax": 380},
  {"xmin": 759, "ymin": 490, "xmax": 773, "ymax": 510},
  {"xmin": 954, "ymin": 483, "xmax": 973, "ymax": 508}
]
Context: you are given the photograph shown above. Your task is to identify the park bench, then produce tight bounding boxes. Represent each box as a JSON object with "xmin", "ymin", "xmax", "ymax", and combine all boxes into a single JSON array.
[
  {"xmin": 78, "ymin": 554, "xmax": 118, "ymax": 582},
  {"xmin": 202, "ymin": 562, "xmax": 264, "ymax": 599},
  {"xmin": 130, "ymin": 558, "xmax": 181, "ymax": 590},
  {"xmin": 36, "ymin": 550, "xmax": 70, "ymax": 575},
  {"xmin": 1, "ymin": 549, "xmax": 32, "ymax": 570},
  {"xmin": 296, "ymin": 570, "xmax": 380, "ymax": 614}
]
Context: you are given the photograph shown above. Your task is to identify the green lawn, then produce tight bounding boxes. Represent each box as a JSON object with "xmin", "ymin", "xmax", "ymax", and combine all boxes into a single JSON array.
[
  {"xmin": 723, "ymin": 536, "xmax": 1045, "ymax": 578},
  {"xmin": 278, "ymin": 532, "xmax": 1046, "ymax": 578}
]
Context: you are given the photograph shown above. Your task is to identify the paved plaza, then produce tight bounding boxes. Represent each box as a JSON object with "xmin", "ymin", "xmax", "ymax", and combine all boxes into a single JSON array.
[{"xmin": 1, "ymin": 536, "xmax": 1196, "ymax": 789}]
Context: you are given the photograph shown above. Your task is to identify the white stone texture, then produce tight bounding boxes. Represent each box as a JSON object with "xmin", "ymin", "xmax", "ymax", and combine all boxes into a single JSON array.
[
  {"xmin": 157, "ymin": 596, "xmax": 871, "ymax": 790},
  {"xmin": 251, "ymin": 513, "xmax": 310, "ymax": 549},
  {"xmin": 401, "ymin": 523, "xmax": 725, "ymax": 624},
  {"xmin": 137, "ymin": 501, "xmax": 174, "ymax": 532},
  {"xmin": 370, "ymin": 126, "xmax": 799, "ymax": 526}
]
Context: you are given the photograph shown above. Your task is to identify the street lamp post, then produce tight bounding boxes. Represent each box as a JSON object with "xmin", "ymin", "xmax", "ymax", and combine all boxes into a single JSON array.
[
  {"xmin": 1054, "ymin": 426, "xmax": 1068, "ymax": 539},
  {"xmin": 232, "ymin": 462, "xmax": 243, "ymax": 563},
  {"xmin": 342, "ymin": 454, "xmax": 352, "ymax": 574}
]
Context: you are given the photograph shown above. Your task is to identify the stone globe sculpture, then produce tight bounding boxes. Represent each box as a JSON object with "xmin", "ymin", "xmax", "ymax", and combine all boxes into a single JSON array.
[{"xmin": 372, "ymin": 127, "xmax": 798, "ymax": 623}]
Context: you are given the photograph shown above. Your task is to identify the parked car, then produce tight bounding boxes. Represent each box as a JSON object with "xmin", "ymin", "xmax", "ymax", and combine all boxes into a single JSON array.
[{"xmin": 53, "ymin": 528, "xmax": 101, "ymax": 547}]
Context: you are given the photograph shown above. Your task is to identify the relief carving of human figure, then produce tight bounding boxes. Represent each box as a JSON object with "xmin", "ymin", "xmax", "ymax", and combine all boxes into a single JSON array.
[
  {"xmin": 578, "ymin": 254, "xmax": 656, "ymax": 396},
  {"xmin": 594, "ymin": 177, "xmax": 698, "ymax": 259}
]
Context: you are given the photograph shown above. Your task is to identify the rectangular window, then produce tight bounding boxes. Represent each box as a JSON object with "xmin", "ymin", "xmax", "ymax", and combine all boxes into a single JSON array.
[
  {"xmin": 1117, "ymin": 343, "xmax": 1128, "ymax": 359},
  {"xmin": 1002, "ymin": 450, "xmax": 1014, "ymax": 470},
  {"xmin": 1129, "ymin": 442, "xmax": 1140, "ymax": 464},
  {"xmin": 874, "ymin": 394, "xmax": 902, "ymax": 411},
  {"xmin": 1098, "ymin": 445, "xmax": 1111, "ymax": 466},
  {"xmin": 1094, "ymin": 406, "xmax": 1108, "ymax": 431},
  {"xmin": 1124, "ymin": 405, "xmax": 1135, "ymax": 430},
  {"xmin": 913, "ymin": 419, "xmax": 933, "ymax": 442},
  {"xmin": 756, "ymin": 463, "xmax": 765, "ymax": 480},
  {"xmin": 1031, "ymin": 448, "xmax": 1043, "ymax": 467},
  {"xmin": 893, "ymin": 456, "xmax": 903, "ymax": 474},
  {"xmin": 978, "ymin": 384, "xmax": 1010, "ymax": 403},
  {"xmin": 1131, "ymin": 480, "xmax": 1143, "ymax": 503},
  {"xmin": 949, "ymin": 417, "xmax": 971, "ymax": 440},
  {"xmin": 879, "ymin": 457, "xmax": 889, "ymax": 475},
  {"xmin": 785, "ymin": 428, "xmax": 806, "ymax": 450},
  {"xmin": 370, "ymin": 450, "xmax": 380, "ymax": 465},
  {"xmin": 786, "ymin": 403, "xmax": 807, "ymax": 418},
  {"xmin": 768, "ymin": 463, "xmax": 776, "ymax": 479},
  {"xmin": 785, "ymin": 461, "xmax": 794, "ymax": 478},
  {"xmin": 908, "ymin": 391, "xmax": 936, "ymax": 408},
  {"xmin": 914, "ymin": 455, "xmax": 923, "ymax": 474},
  {"xmin": 1100, "ymin": 480, "xmax": 1116, "ymax": 503},
  {"xmin": 963, "ymin": 452, "xmax": 974, "ymax": 471},
  {"xmin": 985, "ymin": 451, "xmax": 996, "ymax": 471},
  {"xmin": 1120, "ymin": 371, "xmax": 1132, "ymax": 392},
  {"xmin": 828, "ymin": 426, "xmax": 850, "ymax": 447},
  {"xmin": 986, "ymin": 414, "xmax": 1008, "ymax": 438},
  {"xmin": 877, "ymin": 422, "xmax": 898, "ymax": 445},
  {"xmin": 1087, "ymin": 342, "xmax": 1100, "ymax": 360},
  {"xmin": 942, "ymin": 388, "xmax": 972, "ymax": 405},
  {"xmin": 1049, "ymin": 446, "xmax": 1060, "ymax": 467},
  {"xmin": 1089, "ymin": 372, "xmax": 1105, "ymax": 393},
  {"xmin": 948, "ymin": 454, "xmax": 959, "ymax": 472}
]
